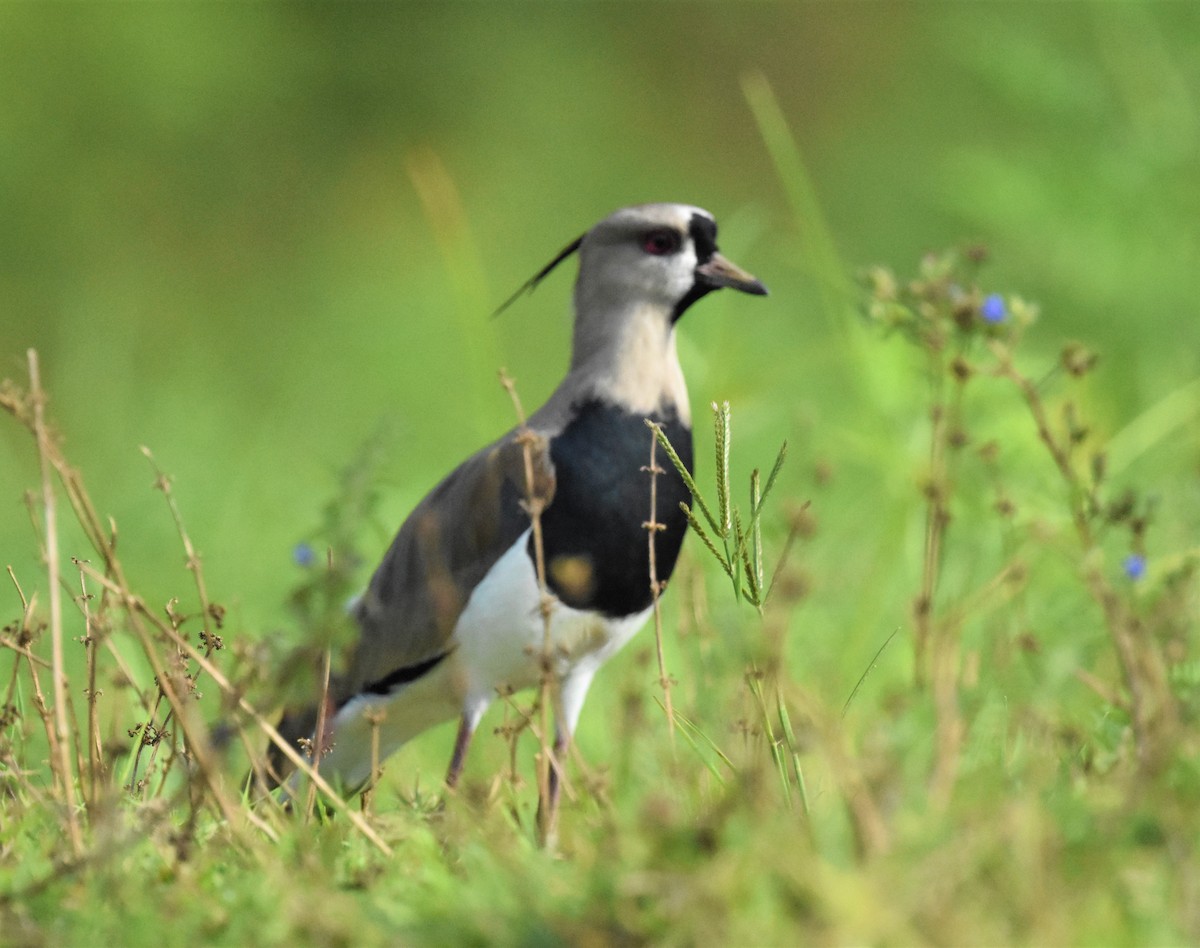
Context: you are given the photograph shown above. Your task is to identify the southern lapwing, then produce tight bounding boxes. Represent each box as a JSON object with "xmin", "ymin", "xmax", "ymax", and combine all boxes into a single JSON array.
[{"xmin": 271, "ymin": 203, "xmax": 767, "ymax": 811}]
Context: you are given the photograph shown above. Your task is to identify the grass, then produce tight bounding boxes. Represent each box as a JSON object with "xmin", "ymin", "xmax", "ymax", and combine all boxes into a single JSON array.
[{"xmin": 3, "ymin": 227, "xmax": 1198, "ymax": 943}]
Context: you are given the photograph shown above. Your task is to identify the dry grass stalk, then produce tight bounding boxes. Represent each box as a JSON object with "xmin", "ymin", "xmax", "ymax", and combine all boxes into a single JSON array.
[
  {"xmin": 75, "ymin": 560, "xmax": 391, "ymax": 853},
  {"xmin": 73, "ymin": 560, "xmax": 104, "ymax": 807},
  {"xmin": 362, "ymin": 704, "xmax": 386, "ymax": 816},
  {"xmin": 990, "ymin": 340, "xmax": 1179, "ymax": 773},
  {"xmin": 787, "ymin": 685, "xmax": 890, "ymax": 859},
  {"xmin": 498, "ymin": 369, "xmax": 561, "ymax": 844},
  {"xmin": 304, "ymin": 643, "xmax": 334, "ymax": 821},
  {"xmin": 27, "ymin": 348, "xmax": 85, "ymax": 855},
  {"xmin": 3, "ymin": 352, "xmax": 393, "ymax": 855},
  {"xmin": 642, "ymin": 430, "xmax": 676, "ymax": 747}
]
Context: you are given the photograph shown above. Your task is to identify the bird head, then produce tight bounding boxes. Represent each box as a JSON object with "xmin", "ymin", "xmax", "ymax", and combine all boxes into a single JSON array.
[
  {"xmin": 573, "ymin": 204, "xmax": 767, "ymax": 322},
  {"xmin": 494, "ymin": 204, "xmax": 767, "ymax": 415},
  {"xmin": 495, "ymin": 203, "xmax": 767, "ymax": 324}
]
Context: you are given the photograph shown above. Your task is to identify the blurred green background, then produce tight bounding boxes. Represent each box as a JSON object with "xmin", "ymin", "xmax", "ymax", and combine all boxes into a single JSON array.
[{"xmin": 2, "ymin": 4, "xmax": 1198, "ymax": 699}]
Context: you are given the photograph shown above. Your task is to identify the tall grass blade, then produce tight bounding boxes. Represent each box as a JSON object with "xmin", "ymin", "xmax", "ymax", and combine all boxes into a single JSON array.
[
  {"xmin": 757, "ymin": 440, "xmax": 789, "ymax": 516},
  {"xmin": 776, "ymin": 696, "xmax": 809, "ymax": 815},
  {"xmin": 714, "ymin": 401, "xmax": 732, "ymax": 538},
  {"xmin": 655, "ymin": 698, "xmax": 733, "ymax": 785},
  {"xmin": 741, "ymin": 71, "xmax": 853, "ymax": 323},
  {"xmin": 680, "ymin": 502, "xmax": 734, "ymax": 579},
  {"xmin": 1105, "ymin": 377, "xmax": 1200, "ymax": 476},
  {"xmin": 731, "ymin": 508, "xmax": 749, "ymax": 603},
  {"xmin": 746, "ymin": 673, "xmax": 790, "ymax": 806},
  {"xmin": 750, "ymin": 468, "xmax": 764, "ymax": 598},
  {"xmin": 649, "ymin": 420, "xmax": 721, "ymax": 536}
]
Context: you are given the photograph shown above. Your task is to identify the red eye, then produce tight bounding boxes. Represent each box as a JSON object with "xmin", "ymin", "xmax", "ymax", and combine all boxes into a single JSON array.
[{"xmin": 641, "ymin": 228, "xmax": 682, "ymax": 256}]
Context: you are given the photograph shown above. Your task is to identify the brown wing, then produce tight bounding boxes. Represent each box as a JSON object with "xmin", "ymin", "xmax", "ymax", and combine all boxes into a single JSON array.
[
  {"xmin": 341, "ymin": 428, "xmax": 555, "ymax": 699},
  {"xmin": 267, "ymin": 428, "xmax": 555, "ymax": 787}
]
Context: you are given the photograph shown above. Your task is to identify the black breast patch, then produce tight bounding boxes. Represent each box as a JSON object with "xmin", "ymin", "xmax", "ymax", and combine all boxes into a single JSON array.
[{"xmin": 530, "ymin": 399, "xmax": 694, "ymax": 618}]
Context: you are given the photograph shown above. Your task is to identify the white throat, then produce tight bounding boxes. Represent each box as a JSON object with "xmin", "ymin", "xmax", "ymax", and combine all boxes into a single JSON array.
[{"xmin": 568, "ymin": 298, "xmax": 691, "ymax": 424}]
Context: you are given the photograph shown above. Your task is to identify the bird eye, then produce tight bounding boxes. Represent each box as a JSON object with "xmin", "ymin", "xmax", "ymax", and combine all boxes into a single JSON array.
[{"xmin": 641, "ymin": 228, "xmax": 682, "ymax": 256}]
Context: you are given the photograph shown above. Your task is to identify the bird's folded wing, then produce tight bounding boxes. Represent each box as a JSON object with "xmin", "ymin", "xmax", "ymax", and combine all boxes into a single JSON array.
[{"xmin": 343, "ymin": 428, "xmax": 556, "ymax": 698}]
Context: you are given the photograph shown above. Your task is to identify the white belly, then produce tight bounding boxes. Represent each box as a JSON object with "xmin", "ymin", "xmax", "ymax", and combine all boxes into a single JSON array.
[
  {"xmin": 311, "ymin": 528, "xmax": 650, "ymax": 792},
  {"xmin": 451, "ymin": 527, "xmax": 651, "ymax": 714}
]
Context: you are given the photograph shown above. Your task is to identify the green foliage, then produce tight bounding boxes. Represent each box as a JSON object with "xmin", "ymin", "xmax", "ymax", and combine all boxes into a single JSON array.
[{"xmin": 650, "ymin": 403, "xmax": 790, "ymax": 611}]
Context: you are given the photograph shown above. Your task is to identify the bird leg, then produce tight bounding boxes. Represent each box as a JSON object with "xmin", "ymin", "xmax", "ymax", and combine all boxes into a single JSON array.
[
  {"xmin": 445, "ymin": 712, "xmax": 476, "ymax": 789},
  {"xmin": 537, "ymin": 724, "xmax": 570, "ymax": 847}
]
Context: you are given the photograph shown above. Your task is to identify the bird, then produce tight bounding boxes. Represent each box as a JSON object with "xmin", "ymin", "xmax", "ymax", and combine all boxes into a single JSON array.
[{"xmin": 270, "ymin": 203, "xmax": 767, "ymax": 819}]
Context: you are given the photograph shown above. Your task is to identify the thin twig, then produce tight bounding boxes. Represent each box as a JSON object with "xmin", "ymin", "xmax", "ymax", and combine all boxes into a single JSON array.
[
  {"xmin": 842, "ymin": 627, "xmax": 901, "ymax": 718},
  {"xmin": 75, "ymin": 561, "xmax": 387, "ymax": 852},
  {"xmin": 643, "ymin": 431, "xmax": 676, "ymax": 747},
  {"xmin": 15, "ymin": 368, "xmax": 244, "ymax": 837},
  {"xmin": 0, "ymin": 633, "xmax": 50, "ymax": 667},
  {"xmin": 74, "ymin": 559, "xmax": 104, "ymax": 806},
  {"xmin": 28, "ymin": 349, "xmax": 84, "ymax": 855},
  {"xmin": 989, "ymin": 341, "xmax": 1092, "ymax": 543},
  {"xmin": 500, "ymin": 370, "xmax": 560, "ymax": 845},
  {"xmin": 2, "ymin": 568, "xmax": 50, "ymax": 670},
  {"xmin": 915, "ymin": 361, "xmax": 947, "ymax": 687},
  {"xmin": 5, "ymin": 359, "xmax": 290, "ymax": 847},
  {"xmin": 142, "ymin": 446, "xmax": 223, "ymax": 673},
  {"xmin": 764, "ymin": 505, "xmax": 806, "ymax": 604},
  {"xmin": 304, "ymin": 548, "xmax": 337, "ymax": 817},
  {"xmin": 362, "ymin": 705, "xmax": 385, "ymax": 816},
  {"xmin": 4, "ymin": 570, "xmax": 61, "ymax": 790},
  {"xmin": 991, "ymin": 341, "xmax": 1177, "ymax": 773},
  {"xmin": 304, "ymin": 642, "xmax": 334, "ymax": 821}
]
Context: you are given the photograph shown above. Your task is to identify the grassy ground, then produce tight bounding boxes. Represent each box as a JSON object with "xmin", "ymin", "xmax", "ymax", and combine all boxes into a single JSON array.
[
  {"xmin": 2, "ymin": 7, "xmax": 1199, "ymax": 946},
  {"xmin": 3, "ymin": 239, "xmax": 1197, "ymax": 944}
]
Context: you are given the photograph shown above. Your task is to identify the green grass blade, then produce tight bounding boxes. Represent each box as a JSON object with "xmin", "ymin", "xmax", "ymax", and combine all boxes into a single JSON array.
[
  {"xmin": 730, "ymin": 510, "xmax": 749, "ymax": 603},
  {"xmin": 750, "ymin": 468, "xmax": 764, "ymax": 597},
  {"xmin": 714, "ymin": 401, "xmax": 732, "ymax": 538},
  {"xmin": 1105, "ymin": 377, "xmax": 1200, "ymax": 476},
  {"xmin": 680, "ymin": 502, "xmax": 734, "ymax": 579},
  {"xmin": 758, "ymin": 440, "xmax": 789, "ymax": 513},
  {"xmin": 775, "ymin": 696, "xmax": 809, "ymax": 815},
  {"xmin": 842, "ymin": 627, "xmax": 901, "ymax": 718},
  {"xmin": 649, "ymin": 420, "xmax": 721, "ymax": 536},
  {"xmin": 741, "ymin": 71, "xmax": 853, "ymax": 324},
  {"xmin": 655, "ymin": 697, "xmax": 734, "ymax": 784},
  {"xmin": 746, "ymin": 673, "xmax": 790, "ymax": 806}
]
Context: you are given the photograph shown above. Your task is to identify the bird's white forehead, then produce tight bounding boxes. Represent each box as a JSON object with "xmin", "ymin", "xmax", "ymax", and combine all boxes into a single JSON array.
[{"xmin": 592, "ymin": 203, "xmax": 713, "ymax": 235}]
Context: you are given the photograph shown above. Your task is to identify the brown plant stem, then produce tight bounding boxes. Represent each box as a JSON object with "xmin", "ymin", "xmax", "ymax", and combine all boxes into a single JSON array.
[
  {"xmin": 74, "ymin": 561, "xmax": 394, "ymax": 852},
  {"xmin": 499, "ymin": 369, "xmax": 560, "ymax": 845},
  {"xmin": 990, "ymin": 340, "xmax": 1178, "ymax": 773},
  {"xmin": 643, "ymin": 431, "xmax": 676, "ymax": 748},
  {"xmin": 74, "ymin": 561, "xmax": 104, "ymax": 807},
  {"xmin": 28, "ymin": 349, "xmax": 84, "ymax": 855},
  {"xmin": 304, "ymin": 643, "xmax": 334, "ymax": 821}
]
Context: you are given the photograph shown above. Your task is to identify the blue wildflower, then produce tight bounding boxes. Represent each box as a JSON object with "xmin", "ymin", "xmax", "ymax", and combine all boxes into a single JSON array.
[
  {"xmin": 293, "ymin": 542, "xmax": 316, "ymax": 568},
  {"xmin": 981, "ymin": 294, "xmax": 1007, "ymax": 324},
  {"xmin": 1123, "ymin": 553, "xmax": 1146, "ymax": 581}
]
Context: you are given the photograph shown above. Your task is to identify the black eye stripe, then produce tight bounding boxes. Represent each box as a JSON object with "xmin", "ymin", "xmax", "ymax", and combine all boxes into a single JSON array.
[{"xmin": 688, "ymin": 213, "xmax": 718, "ymax": 264}]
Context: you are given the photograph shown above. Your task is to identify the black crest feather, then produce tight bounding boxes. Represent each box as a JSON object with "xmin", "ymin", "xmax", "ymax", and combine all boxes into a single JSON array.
[{"xmin": 491, "ymin": 233, "xmax": 585, "ymax": 319}]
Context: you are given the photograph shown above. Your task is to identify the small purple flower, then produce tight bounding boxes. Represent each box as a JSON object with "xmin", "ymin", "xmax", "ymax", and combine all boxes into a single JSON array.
[
  {"xmin": 293, "ymin": 542, "xmax": 316, "ymax": 568},
  {"xmin": 981, "ymin": 294, "xmax": 1007, "ymax": 324},
  {"xmin": 1123, "ymin": 553, "xmax": 1146, "ymax": 581}
]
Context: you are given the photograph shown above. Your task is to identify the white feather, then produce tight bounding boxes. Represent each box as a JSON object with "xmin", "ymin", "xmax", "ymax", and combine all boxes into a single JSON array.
[{"xmin": 309, "ymin": 528, "xmax": 649, "ymax": 791}]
